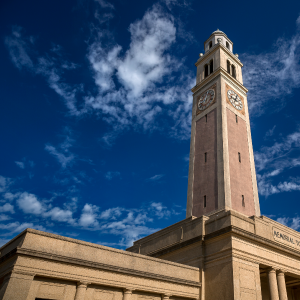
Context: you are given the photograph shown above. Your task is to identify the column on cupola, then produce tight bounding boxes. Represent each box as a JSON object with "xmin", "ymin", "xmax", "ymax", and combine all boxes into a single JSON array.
[
  {"xmin": 162, "ymin": 294, "xmax": 172, "ymax": 300},
  {"xmin": 277, "ymin": 271, "xmax": 288, "ymax": 300},
  {"xmin": 74, "ymin": 282, "xmax": 89, "ymax": 300},
  {"xmin": 123, "ymin": 289, "xmax": 134, "ymax": 300},
  {"xmin": 267, "ymin": 268, "xmax": 279, "ymax": 300}
]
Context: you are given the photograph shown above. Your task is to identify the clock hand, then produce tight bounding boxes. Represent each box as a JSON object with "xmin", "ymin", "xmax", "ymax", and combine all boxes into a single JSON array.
[{"xmin": 204, "ymin": 93, "xmax": 208, "ymax": 103}]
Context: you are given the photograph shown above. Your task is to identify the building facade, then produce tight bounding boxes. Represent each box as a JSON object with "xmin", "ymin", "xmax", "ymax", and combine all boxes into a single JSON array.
[{"xmin": 1, "ymin": 31, "xmax": 300, "ymax": 300}]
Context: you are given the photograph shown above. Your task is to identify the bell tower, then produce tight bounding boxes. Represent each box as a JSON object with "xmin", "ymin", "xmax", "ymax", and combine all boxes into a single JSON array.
[{"xmin": 186, "ymin": 30, "xmax": 260, "ymax": 218}]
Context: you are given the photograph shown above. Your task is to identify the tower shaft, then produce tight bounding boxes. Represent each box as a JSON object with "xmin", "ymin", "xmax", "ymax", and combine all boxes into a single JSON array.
[{"xmin": 186, "ymin": 30, "xmax": 260, "ymax": 218}]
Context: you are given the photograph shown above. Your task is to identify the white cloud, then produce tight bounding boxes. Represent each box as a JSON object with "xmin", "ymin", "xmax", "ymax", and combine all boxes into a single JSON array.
[
  {"xmin": 45, "ymin": 144, "xmax": 75, "ymax": 168},
  {"xmin": 151, "ymin": 202, "xmax": 170, "ymax": 218},
  {"xmin": 16, "ymin": 191, "xmax": 75, "ymax": 224},
  {"xmin": 99, "ymin": 207, "xmax": 123, "ymax": 219},
  {"xmin": 5, "ymin": 4, "xmax": 194, "ymax": 142},
  {"xmin": 0, "ymin": 176, "xmax": 11, "ymax": 193},
  {"xmin": 15, "ymin": 161, "xmax": 25, "ymax": 169},
  {"xmin": 264, "ymin": 125, "xmax": 276, "ymax": 139},
  {"xmin": 4, "ymin": 26, "xmax": 34, "ymax": 70},
  {"xmin": 163, "ymin": 0, "xmax": 192, "ymax": 10},
  {"xmin": 44, "ymin": 207, "xmax": 74, "ymax": 224},
  {"xmin": 242, "ymin": 20, "xmax": 300, "ymax": 116},
  {"xmin": 147, "ymin": 174, "xmax": 165, "ymax": 181},
  {"xmin": 105, "ymin": 171, "xmax": 121, "ymax": 180},
  {"xmin": 17, "ymin": 192, "xmax": 45, "ymax": 215},
  {"xmin": 277, "ymin": 216, "xmax": 300, "ymax": 231},
  {"xmin": 0, "ymin": 214, "xmax": 11, "ymax": 222},
  {"xmin": 79, "ymin": 204, "xmax": 99, "ymax": 227},
  {"xmin": 0, "ymin": 221, "xmax": 46, "ymax": 236},
  {"xmin": 0, "ymin": 171, "xmax": 184, "ymax": 247},
  {"xmin": 5, "ymin": 28, "xmax": 83, "ymax": 117},
  {"xmin": 45, "ymin": 132, "xmax": 76, "ymax": 169},
  {"xmin": 0, "ymin": 203, "xmax": 15, "ymax": 214},
  {"xmin": 255, "ymin": 130, "xmax": 300, "ymax": 172},
  {"xmin": 3, "ymin": 192, "xmax": 18, "ymax": 201},
  {"xmin": 257, "ymin": 175, "xmax": 300, "ymax": 198},
  {"xmin": 116, "ymin": 7, "xmax": 176, "ymax": 97},
  {"xmin": 95, "ymin": 0, "xmax": 114, "ymax": 9},
  {"xmin": 100, "ymin": 215, "xmax": 157, "ymax": 247},
  {"xmin": 297, "ymin": 15, "xmax": 300, "ymax": 27}
]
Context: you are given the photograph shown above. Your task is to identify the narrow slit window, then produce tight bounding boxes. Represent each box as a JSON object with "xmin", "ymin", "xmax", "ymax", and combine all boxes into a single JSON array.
[
  {"xmin": 204, "ymin": 64, "xmax": 209, "ymax": 78},
  {"xmin": 209, "ymin": 41, "xmax": 212, "ymax": 49},
  {"xmin": 242, "ymin": 195, "xmax": 245, "ymax": 207},
  {"xmin": 236, "ymin": 115, "xmax": 238, "ymax": 123},
  {"xmin": 205, "ymin": 152, "xmax": 207, "ymax": 163},
  {"xmin": 232, "ymin": 65, "xmax": 236, "ymax": 79},
  {"xmin": 227, "ymin": 60, "xmax": 231, "ymax": 74},
  {"xmin": 205, "ymin": 114, "xmax": 207, "ymax": 123},
  {"xmin": 204, "ymin": 195, "xmax": 207, "ymax": 208},
  {"xmin": 226, "ymin": 41, "xmax": 230, "ymax": 49},
  {"xmin": 238, "ymin": 152, "xmax": 241, "ymax": 163},
  {"xmin": 209, "ymin": 59, "xmax": 213, "ymax": 74}
]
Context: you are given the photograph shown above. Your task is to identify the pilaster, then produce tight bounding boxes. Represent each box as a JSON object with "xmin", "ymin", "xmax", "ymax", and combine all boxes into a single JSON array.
[{"xmin": 0, "ymin": 270, "xmax": 34, "ymax": 300}]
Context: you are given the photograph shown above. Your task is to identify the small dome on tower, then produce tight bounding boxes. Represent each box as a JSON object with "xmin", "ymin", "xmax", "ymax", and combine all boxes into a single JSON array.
[{"xmin": 212, "ymin": 29, "xmax": 224, "ymax": 34}]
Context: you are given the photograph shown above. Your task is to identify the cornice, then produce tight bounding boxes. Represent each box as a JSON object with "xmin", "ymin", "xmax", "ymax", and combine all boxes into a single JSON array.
[
  {"xmin": 1, "ymin": 228, "xmax": 197, "ymax": 272},
  {"xmin": 191, "ymin": 67, "xmax": 248, "ymax": 95},
  {"xmin": 135, "ymin": 225, "xmax": 300, "ymax": 264},
  {"xmin": 12, "ymin": 247, "xmax": 201, "ymax": 288}
]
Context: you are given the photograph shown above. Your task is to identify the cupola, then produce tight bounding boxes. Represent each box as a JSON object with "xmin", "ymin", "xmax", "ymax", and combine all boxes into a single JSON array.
[{"xmin": 204, "ymin": 29, "xmax": 233, "ymax": 52}]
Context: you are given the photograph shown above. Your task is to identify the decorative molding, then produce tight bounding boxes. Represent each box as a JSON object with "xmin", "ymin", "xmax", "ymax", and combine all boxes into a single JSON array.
[
  {"xmin": 4, "ymin": 229, "xmax": 197, "ymax": 273},
  {"xmin": 14, "ymin": 248, "xmax": 201, "ymax": 288},
  {"xmin": 196, "ymin": 43, "xmax": 242, "ymax": 68},
  {"xmin": 191, "ymin": 67, "xmax": 248, "ymax": 94}
]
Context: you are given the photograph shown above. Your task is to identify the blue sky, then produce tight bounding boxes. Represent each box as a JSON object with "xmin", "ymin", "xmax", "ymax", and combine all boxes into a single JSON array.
[{"xmin": 1, "ymin": 0, "xmax": 300, "ymax": 248}]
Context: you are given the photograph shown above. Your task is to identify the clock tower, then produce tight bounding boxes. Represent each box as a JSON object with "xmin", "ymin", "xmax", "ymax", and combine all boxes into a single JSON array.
[{"xmin": 186, "ymin": 30, "xmax": 260, "ymax": 218}]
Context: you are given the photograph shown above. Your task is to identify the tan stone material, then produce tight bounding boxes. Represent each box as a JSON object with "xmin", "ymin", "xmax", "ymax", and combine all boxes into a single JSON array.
[
  {"xmin": 1, "ymin": 30, "xmax": 299, "ymax": 300},
  {"xmin": 277, "ymin": 271, "xmax": 288, "ymax": 300},
  {"xmin": 268, "ymin": 268, "xmax": 280, "ymax": 300}
]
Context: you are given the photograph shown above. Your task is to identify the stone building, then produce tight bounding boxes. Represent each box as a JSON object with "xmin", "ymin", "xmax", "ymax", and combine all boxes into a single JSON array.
[{"xmin": 1, "ymin": 30, "xmax": 300, "ymax": 300}]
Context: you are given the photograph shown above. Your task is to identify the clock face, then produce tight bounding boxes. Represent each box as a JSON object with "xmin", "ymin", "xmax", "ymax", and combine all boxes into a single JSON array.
[
  {"xmin": 198, "ymin": 89, "xmax": 215, "ymax": 111},
  {"xmin": 227, "ymin": 90, "xmax": 243, "ymax": 110}
]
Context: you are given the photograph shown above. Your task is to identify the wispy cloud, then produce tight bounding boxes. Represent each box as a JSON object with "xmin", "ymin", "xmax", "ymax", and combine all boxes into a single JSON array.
[
  {"xmin": 0, "ymin": 203, "xmax": 15, "ymax": 214},
  {"xmin": 277, "ymin": 216, "xmax": 300, "ymax": 231},
  {"xmin": 0, "ymin": 173, "xmax": 184, "ymax": 247},
  {"xmin": 105, "ymin": 171, "xmax": 121, "ymax": 180},
  {"xmin": 150, "ymin": 202, "xmax": 170, "ymax": 218},
  {"xmin": 79, "ymin": 203, "xmax": 99, "ymax": 227},
  {"xmin": 0, "ymin": 221, "xmax": 46, "ymax": 236},
  {"xmin": 0, "ymin": 176, "xmax": 12, "ymax": 193},
  {"xmin": 255, "ymin": 128, "xmax": 300, "ymax": 197},
  {"xmin": 15, "ymin": 161, "xmax": 25, "ymax": 169},
  {"xmin": 94, "ymin": 0, "xmax": 114, "ymax": 10},
  {"xmin": 242, "ymin": 18, "xmax": 300, "ymax": 116},
  {"xmin": 255, "ymin": 130, "xmax": 300, "ymax": 172},
  {"xmin": 264, "ymin": 125, "xmax": 276, "ymax": 139},
  {"xmin": 15, "ymin": 158, "xmax": 35, "ymax": 170},
  {"xmin": 16, "ymin": 191, "xmax": 75, "ymax": 224},
  {"xmin": 147, "ymin": 174, "xmax": 165, "ymax": 181},
  {"xmin": 5, "ymin": 4, "xmax": 194, "ymax": 143},
  {"xmin": 45, "ymin": 129, "xmax": 76, "ymax": 168}
]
